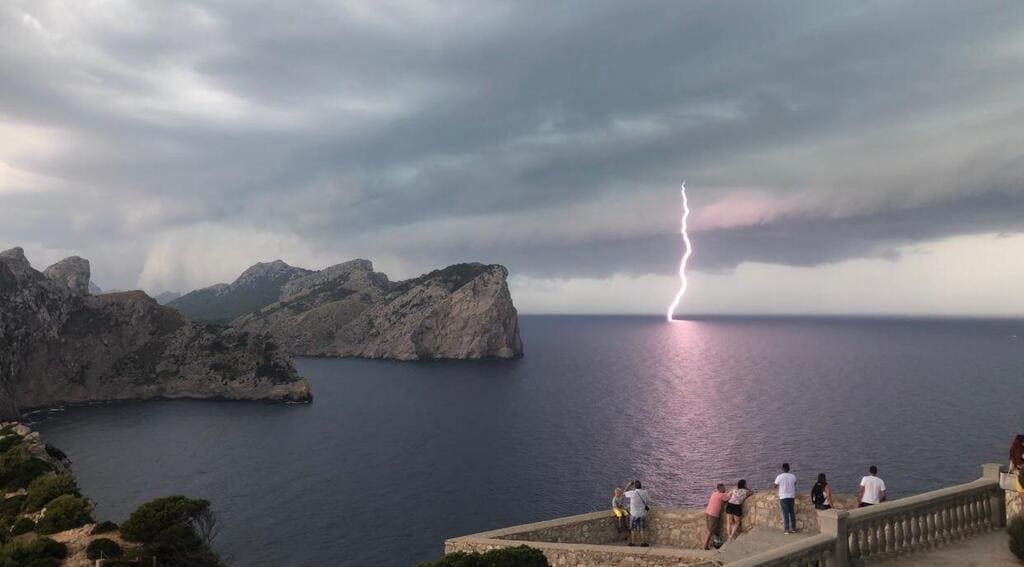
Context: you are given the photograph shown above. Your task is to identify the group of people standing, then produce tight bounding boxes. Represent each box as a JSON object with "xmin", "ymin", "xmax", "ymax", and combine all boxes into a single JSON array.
[
  {"xmin": 613, "ymin": 463, "xmax": 888, "ymax": 551},
  {"xmin": 706, "ymin": 463, "xmax": 886, "ymax": 547}
]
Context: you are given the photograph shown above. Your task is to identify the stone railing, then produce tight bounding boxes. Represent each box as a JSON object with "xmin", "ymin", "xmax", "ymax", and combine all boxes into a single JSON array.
[
  {"xmin": 727, "ymin": 464, "xmax": 1006, "ymax": 566},
  {"xmin": 445, "ymin": 510, "xmax": 718, "ymax": 566},
  {"xmin": 726, "ymin": 533, "xmax": 837, "ymax": 567}
]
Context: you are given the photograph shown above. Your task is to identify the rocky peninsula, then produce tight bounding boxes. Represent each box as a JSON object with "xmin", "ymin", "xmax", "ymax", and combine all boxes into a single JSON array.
[
  {"xmin": 170, "ymin": 259, "xmax": 523, "ymax": 361},
  {"xmin": 0, "ymin": 247, "xmax": 311, "ymax": 421}
]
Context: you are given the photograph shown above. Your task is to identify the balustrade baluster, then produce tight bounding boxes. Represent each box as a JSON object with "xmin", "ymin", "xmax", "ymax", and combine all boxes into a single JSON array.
[
  {"xmin": 950, "ymin": 497, "xmax": 958, "ymax": 536},
  {"xmin": 982, "ymin": 493, "xmax": 992, "ymax": 529},
  {"xmin": 901, "ymin": 512, "xmax": 910, "ymax": 550},
  {"xmin": 884, "ymin": 518, "xmax": 894, "ymax": 554},
  {"xmin": 864, "ymin": 521, "xmax": 873, "ymax": 555},
  {"xmin": 926, "ymin": 506, "xmax": 938, "ymax": 547},
  {"xmin": 911, "ymin": 510, "xmax": 922, "ymax": 547},
  {"xmin": 892, "ymin": 513, "xmax": 903, "ymax": 552},
  {"xmin": 945, "ymin": 503, "xmax": 955, "ymax": 541},
  {"xmin": 848, "ymin": 527, "xmax": 860, "ymax": 559}
]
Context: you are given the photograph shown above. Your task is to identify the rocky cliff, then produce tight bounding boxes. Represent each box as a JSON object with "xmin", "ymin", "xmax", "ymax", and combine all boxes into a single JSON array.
[
  {"xmin": 0, "ymin": 248, "xmax": 311, "ymax": 420},
  {"xmin": 175, "ymin": 259, "xmax": 523, "ymax": 360},
  {"xmin": 169, "ymin": 260, "xmax": 313, "ymax": 323}
]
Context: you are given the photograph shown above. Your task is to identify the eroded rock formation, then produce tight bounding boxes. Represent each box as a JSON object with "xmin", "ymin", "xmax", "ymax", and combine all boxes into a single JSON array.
[{"xmin": 0, "ymin": 248, "xmax": 311, "ymax": 420}]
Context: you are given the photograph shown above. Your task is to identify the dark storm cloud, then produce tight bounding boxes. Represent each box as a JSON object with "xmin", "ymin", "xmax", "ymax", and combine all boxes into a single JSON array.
[{"xmin": 1, "ymin": 1, "xmax": 1023, "ymax": 290}]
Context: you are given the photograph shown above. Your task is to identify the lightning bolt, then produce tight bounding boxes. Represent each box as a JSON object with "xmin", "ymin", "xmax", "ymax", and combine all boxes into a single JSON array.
[{"xmin": 666, "ymin": 181, "xmax": 692, "ymax": 322}]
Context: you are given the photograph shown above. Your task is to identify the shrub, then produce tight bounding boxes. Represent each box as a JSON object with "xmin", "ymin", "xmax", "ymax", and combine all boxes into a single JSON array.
[
  {"xmin": 24, "ymin": 474, "xmax": 78, "ymax": 512},
  {"xmin": 34, "ymin": 495, "xmax": 91, "ymax": 534},
  {"xmin": 86, "ymin": 538, "xmax": 123, "ymax": 560},
  {"xmin": 121, "ymin": 496, "xmax": 211, "ymax": 543},
  {"xmin": 0, "ymin": 437, "xmax": 19, "ymax": 455},
  {"xmin": 0, "ymin": 446, "xmax": 53, "ymax": 491},
  {"xmin": 122, "ymin": 496, "xmax": 221, "ymax": 567},
  {"xmin": 417, "ymin": 546, "xmax": 549, "ymax": 567},
  {"xmin": 0, "ymin": 495, "xmax": 25, "ymax": 522},
  {"xmin": 91, "ymin": 520, "xmax": 119, "ymax": 535},
  {"xmin": 9, "ymin": 518, "xmax": 34, "ymax": 536},
  {"xmin": 1009, "ymin": 515, "xmax": 1024, "ymax": 561},
  {"xmin": 0, "ymin": 536, "xmax": 67, "ymax": 567}
]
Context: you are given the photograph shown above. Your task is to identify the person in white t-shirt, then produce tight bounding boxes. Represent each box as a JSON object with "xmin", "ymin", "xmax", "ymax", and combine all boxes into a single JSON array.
[
  {"xmin": 623, "ymin": 480, "xmax": 652, "ymax": 547},
  {"xmin": 774, "ymin": 462, "xmax": 797, "ymax": 533},
  {"xmin": 858, "ymin": 465, "xmax": 887, "ymax": 507}
]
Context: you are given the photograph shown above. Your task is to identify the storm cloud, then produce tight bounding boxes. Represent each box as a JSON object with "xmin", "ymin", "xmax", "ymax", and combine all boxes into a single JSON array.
[{"xmin": 2, "ymin": 1, "xmax": 1023, "ymax": 312}]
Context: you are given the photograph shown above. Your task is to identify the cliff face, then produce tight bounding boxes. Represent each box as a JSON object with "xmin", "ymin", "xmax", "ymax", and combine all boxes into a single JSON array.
[
  {"xmin": 180, "ymin": 260, "xmax": 523, "ymax": 361},
  {"xmin": 0, "ymin": 248, "xmax": 311, "ymax": 420}
]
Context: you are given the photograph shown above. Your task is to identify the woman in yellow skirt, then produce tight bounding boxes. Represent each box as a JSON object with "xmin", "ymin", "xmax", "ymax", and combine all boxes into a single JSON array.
[{"xmin": 612, "ymin": 487, "xmax": 630, "ymax": 539}]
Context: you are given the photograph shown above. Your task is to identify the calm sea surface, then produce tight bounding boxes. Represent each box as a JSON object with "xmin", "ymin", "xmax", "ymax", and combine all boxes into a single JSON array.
[{"xmin": 32, "ymin": 315, "xmax": 1024, "ymax": 566}]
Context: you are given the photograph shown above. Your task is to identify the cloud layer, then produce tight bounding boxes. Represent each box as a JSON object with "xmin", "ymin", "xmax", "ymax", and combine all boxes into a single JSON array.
[{"xmin": 1, "ymin": 1, "xmax": 1023, "ymax": 313}]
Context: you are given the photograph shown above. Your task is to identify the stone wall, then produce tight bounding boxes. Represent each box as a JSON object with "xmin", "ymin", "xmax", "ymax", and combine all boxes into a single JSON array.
[
  {"xmin": 497, "ymin": 511, "xmax": 621, "ymax": 544},
  {"xmin": 646, "ymin": 507, "xmax": 714, "ymax": 548},
  {"xmin": 1006, "ymin": 488, "xmax": 1022, "ymax": 519},
  {"xmin": 738, "ymin": 491, "xmax": 860, "ymax": 533},
  {"xmin": 445, "ymin": 537, "xmax": 717, "ymax": 566}
]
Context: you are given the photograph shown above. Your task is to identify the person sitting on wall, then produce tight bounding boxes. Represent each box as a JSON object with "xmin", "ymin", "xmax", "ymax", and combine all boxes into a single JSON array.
[
  {"xmin": 858, "ymin": 465, "xmax": 886, "ymax": 507},
  {"xmin": 623, "ymin": 480, "xmax": 652, "ymax": 547},
  {"xmin": 611, "ymin": 487, "xmax": 630, "ymax": 539},
  {"xmin": 811, "ymin": 473, "xmax": 832, "ymax": 511}
]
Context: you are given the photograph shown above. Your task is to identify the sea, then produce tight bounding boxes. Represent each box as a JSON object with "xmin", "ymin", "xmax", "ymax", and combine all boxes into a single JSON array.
[{"xmin": 31, "ymin": 315, "xmax": 1024, "ymax": 566}]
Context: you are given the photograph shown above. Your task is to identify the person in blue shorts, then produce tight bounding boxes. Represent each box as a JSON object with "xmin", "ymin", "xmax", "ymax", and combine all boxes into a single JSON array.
[{"xmin": 623, "ymin": 480, "xmax": 652, "ymax": 547}]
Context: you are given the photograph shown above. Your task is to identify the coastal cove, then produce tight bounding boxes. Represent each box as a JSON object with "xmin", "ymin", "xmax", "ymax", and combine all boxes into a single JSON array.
[{"xmin": 30, "ymin": 315, "xmax": 1024, "ymax": 566}]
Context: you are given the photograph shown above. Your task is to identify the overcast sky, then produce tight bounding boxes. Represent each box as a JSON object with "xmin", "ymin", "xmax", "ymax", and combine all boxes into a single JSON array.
[{"xmin": 2, "ymin": 1, "xmax": 1023, "ymax": 315}]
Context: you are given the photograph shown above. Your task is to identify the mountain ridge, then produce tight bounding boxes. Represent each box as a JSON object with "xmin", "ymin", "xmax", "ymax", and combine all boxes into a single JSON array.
[{"xmin": 170, "ymin": 258, "xmax": 523, "ymax": 360}]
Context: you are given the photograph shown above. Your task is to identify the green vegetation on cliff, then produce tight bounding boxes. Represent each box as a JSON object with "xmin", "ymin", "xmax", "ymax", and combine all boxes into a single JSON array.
[
  {"xmin": 121, "ymin": 495, "xmax": 221, "ymax": 567},
  {"xmin": 1, "ymin": 423, "xmax": 224, "ymax": 565}
]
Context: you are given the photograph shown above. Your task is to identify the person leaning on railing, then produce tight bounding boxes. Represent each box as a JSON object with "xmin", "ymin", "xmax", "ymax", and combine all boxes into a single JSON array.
[{"xmin": 1010, "ymin": 435, "xmax": 1024, "ymax": 478}]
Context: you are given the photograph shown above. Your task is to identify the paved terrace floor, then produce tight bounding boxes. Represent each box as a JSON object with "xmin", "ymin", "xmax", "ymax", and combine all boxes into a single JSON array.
[{"xmin": 716, "ymin": 527, "xmax": 816, "ymax": 563}]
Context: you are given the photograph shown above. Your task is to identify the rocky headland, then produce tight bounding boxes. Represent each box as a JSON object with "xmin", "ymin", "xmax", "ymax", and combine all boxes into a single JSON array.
[
  {"xmin": 0, "ymin": 247, "xmax": 311, "ymax": 421},
  {"xmin": 170, "ymin": 259, "xmax": 523, "ymax": 361}
]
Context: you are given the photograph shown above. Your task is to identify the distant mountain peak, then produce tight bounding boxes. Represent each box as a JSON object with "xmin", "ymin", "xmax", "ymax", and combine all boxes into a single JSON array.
[{"xmin": 235, "ymin": 260, "xmax": 305, "ymax": 285}]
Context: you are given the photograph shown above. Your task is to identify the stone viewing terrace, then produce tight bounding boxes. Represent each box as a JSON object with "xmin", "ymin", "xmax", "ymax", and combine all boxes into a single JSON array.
[{"xmin": 444, "ymin": 464, "xmax": 1017, "ymax": 566}]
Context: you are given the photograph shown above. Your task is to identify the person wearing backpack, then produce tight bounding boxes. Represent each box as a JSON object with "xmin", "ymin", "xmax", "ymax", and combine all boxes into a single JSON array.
[{"xmin": 811, "ymin": 473, "xmax": 832, "ymax": 510}]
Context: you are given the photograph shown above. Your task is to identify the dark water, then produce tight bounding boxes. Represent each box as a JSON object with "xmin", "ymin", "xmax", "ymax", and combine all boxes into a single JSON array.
[{"xmin": 32, "ymin": 316, "xmax": 1024, "ymax": 566}]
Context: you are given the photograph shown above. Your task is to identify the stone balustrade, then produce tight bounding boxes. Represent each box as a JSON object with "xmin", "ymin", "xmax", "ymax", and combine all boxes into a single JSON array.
[
  {"xmin": 443, "ymin": 464, "xmax": 1009, "ymax": 566},
  {"xmin": 726, "ymin": 463, "xmax": 1006, "ymax": 566}
]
